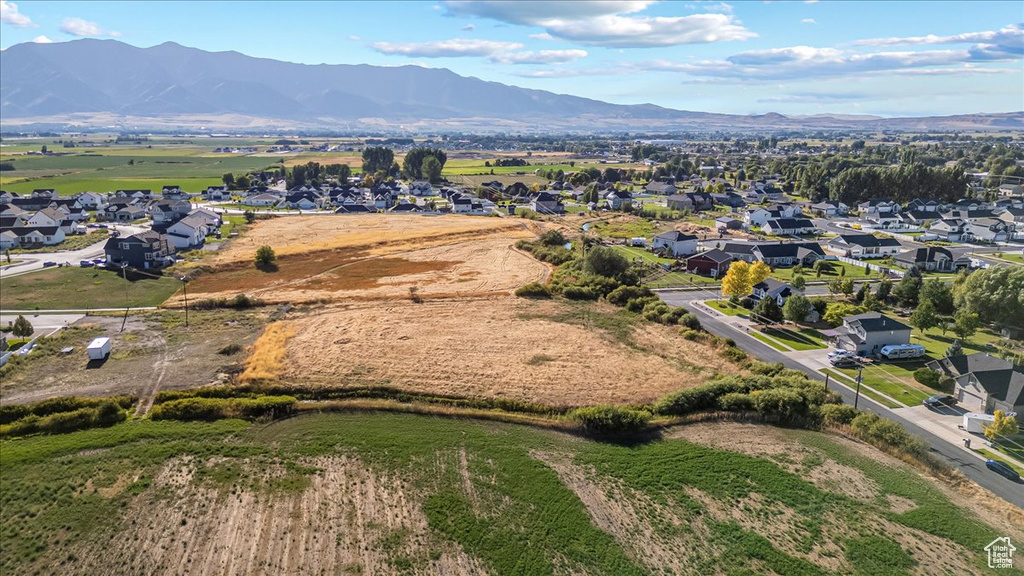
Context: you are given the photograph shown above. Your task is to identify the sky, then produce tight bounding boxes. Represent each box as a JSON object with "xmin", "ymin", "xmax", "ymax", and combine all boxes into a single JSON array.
[{"xmin": 1, "ymin": 0, "xmax": 1022, "ymax": 117}]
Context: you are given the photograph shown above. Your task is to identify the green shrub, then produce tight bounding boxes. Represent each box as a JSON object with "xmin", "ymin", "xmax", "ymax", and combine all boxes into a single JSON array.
[
  {"xmin": 752, "ymin": 388, "xmax": 809, "ymax": 421},
  {"xmin": 515, "ymin": 282, "xmax": 552, "ymax": 299},
  {"xmin": 678, "ymin": 313, "xmax": 701, "ymax": 330},
  {"xmin": 606, "ymin": 285, "xmax": 651, "ymax": 307},
  {"xmin": 718, "ymin": 392, "xmax": 754, "ymax": 411},
  {"xmin": 0, "ymin": 401, "xmax": 127, "ymax": 437},
  {"xmin": 0, "ymin": 395, "xmax": 135, "ymax": 425},
  {"xmin": 625, "ymin": 295, "xmax": 660, "ymax": 313},
  {"xmin": 913, "ymin": 368, "xmax": 941, "ymax": 388},
  {"xmin": 569, "ymin": 405, "xmax": 651, "ymax": 434},
  {"xmin": 193, "ymin": 294, "xmax": 264, "ymax": 310},
  {"xmin": 539, "ymin": 230, "xmax": 567, "ymax": 246},
  {"xmin": 721, "ymin": 346, "xmax": 749, "ymax": 363},
  {"xmin": 563, "ymin": 285, "xmax": 600, "ymax": 300},
  {"xmin": 149, "ymin": 395, "xmax": 297, "ymax": 422},
  {"xmin": 748, "ymin": 361, "xmax": 785, "ymax": 376},
  {"xmin": 820, "ymin": 403, "xmax": 859, "ymax": 425}
]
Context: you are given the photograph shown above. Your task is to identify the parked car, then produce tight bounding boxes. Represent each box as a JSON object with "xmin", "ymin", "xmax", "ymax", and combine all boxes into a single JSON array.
[
  {"xmin": 827, "ymin": 349, "xmax": 854, "ymax": 359},
  {"xmin": 985, "ymin": 459, "xmax": 1021, "ymax": 482},
  {"xmin": 79, "ymin": 260, "xmax": 94, "ymax": 267},
  {"xmin": 42, "ymin": 261, "xmax": 57, "ymax": 268},
  {"xmin": 923, "ymin": 395, "xmax": 958, "ymax": 408}
]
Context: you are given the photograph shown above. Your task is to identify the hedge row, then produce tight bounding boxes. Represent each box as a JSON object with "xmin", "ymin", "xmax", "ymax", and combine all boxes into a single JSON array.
[
  {"xmin": 0, "ymin": 395, "xmax": 135, "ymax": 425},
  {"xmin": 149, "ymin": 395, "xmax": 297, "ymax": 422},
  {"xmin": 0, "ymin": 401, "xmax": 127, "ymax": 437},
  {"xmin": 569, "ymin": 405, "xmax": 652, "ymax": 434}
]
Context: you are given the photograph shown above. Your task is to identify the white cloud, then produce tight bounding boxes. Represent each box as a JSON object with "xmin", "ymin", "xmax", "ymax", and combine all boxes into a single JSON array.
[
  {"xmin": 801, "ymin": 18, "xmax": 815, "ymax": 24},
  {"xmin": 31, "ymin": 35, "xmax": 52, "ymax": 43},
  {"xmin": 632, "ymin": 42, "xmax": 1022, "ymax": 81},
  {"xmin": 852, "ymin": 24, "xmax": 1023, "ymax": 48},
  {"xmin": 491, "ymin": 49, "xmax": 587, "ymax": 64},
  {"xmin": 0, "ymin": 0, "xmax": 33, "ymax": 27},
  {"xmin": 515, "ymin": 67, "xmax": 627, "ymax": 78},
  {"xmin": 461, "ymin": 23, "xmax": 475, "ymax": 31},
  {"xmin": 348, "ymin": 35, "xmax": 360, "ymax": 41},
  {"xmin": 60, "ymin": 17, "xmax": 120, "ymax": 37},
  {"xmin": 529, "ymin": 32, "xmax": 553, "ymax": 40},
  {"xmin": 443, "ymin": 0, "xmax": 754, "ymax": 47},
  {"xmin": 371, "ymin": 38, "xmax": 523, "ymax": 58}
]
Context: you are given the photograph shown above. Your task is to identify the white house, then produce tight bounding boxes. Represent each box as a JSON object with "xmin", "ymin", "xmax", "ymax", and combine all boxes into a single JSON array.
[
  {"xmin": 75, "ymin": 191, "xmax": 105, "ymax": 210},
  {"xmin": 606, "ymin": 190, "xmax": 633, "ymax": 211},
  {"xmin": 25, "ymin": 207, "xmax": 64, "ymax": 228},
  {"xmin": 652, "ymin": 231, "xmax": 698, "ymax": 257},
  {"xmin": 826, "ymin": 234, "xmax": 903, "ymax": 259},
  {"xmin": 242, "ymin": 193, "xmax": 280, "ymax": 207},
  {"xmin": 762, "ymin": 218, "xmax": 816, "ymax": 236},
  {"xmin": 165, "ymin": 214, "xmax": 209, "ymax": 250},
  {"xmin": 0, "ymin": 230, "xmax": 19, "ymax": 250}
]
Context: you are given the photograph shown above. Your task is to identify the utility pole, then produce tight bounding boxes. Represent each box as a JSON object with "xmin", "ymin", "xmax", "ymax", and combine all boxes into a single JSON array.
[
  {"xmin": 854, "ymin": 364, "xmax": 864, "ymax": 409},
  {"xmin": 120, "ymin": 263, "xmax": 130, "ymax": 332},
  {"xmin": 824, "ymin": 372, "xmax": 830, "ymax": 392},
  {"xmin": 180, "ymin": 276, "xmax": 189, "ymax": 328}
]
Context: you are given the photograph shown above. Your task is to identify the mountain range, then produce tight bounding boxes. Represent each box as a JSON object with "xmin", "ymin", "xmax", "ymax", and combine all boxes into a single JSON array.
[{"xmin": 1, "ymin": 39, "xmax": 1021, "ymax": 132}]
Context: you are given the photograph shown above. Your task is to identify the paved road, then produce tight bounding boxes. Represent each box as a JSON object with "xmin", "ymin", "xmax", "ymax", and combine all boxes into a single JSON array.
[
  {"xmin": 0, "ymin": 224, "xmax": 148, "ymax": 278},
  {"xmin": 671, "ymin": 296, "xmax": 1024, "ymax": 508},
  {"xmin": 0, "ymin": 312, "xmax": 85, "ymax": 334}
]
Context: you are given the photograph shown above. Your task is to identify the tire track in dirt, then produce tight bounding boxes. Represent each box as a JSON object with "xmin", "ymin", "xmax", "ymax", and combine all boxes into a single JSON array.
[{"xmin": 134, "ymin": 338, "xmax": 169, "ymax": 417}]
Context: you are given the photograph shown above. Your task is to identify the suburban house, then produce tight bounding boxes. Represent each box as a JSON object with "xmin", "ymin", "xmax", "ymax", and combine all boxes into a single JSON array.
[
  {"xmin": 115, "ymin": 204, "xmax": 147, "ymax": 222},
  {"xmin": 0, "ymin": 230, "xmax": 18, "ymax": 250},
  {"xmin": 26, "ymin": 207, "xmax": 67, "ymax": 229},
  {"xmin": 667, "ymin": 192, "xmax": 713, "ymax": 212},
  {"xmin": 824, "ymin": 312, "xmax": 911, "ymax": 356},
  {"xmin": 930, "ymin": 218, "xmax": 966, "ymax": 242},
  {"xmin": 900, "ymin": 210, "xmax": 937, "ymax": 227},
  {"xmin": 389, "ymin": 202, "xmax": 423, "ymax": 213},
  {"xmin": 281, "ymin": 191, "xmax": 323, "ymax": 210},
  {"xmin": 104, "ymin": 231, "xmax": 175, "ymax": 270},
  {"xmin": 6, "ymin": 226, "xmax": 65, "ymax": 247},
  {"xmin": 713, "ymin": 242, "xmax": 759, "ymax": 263},
  {"xmin": 645, "ymin": 181, "xmax": 676, "ymax": 195},
  {"xmin": 530, "ymin": 191, "xmax": 564, "ymax": 214},
  {"xmin": 408, "ymin": 181, "xmax": 433, "ymax": 196},
  {"xmin": 242, "ymin": 193, "xmax": 281, "ymax": 207},
  {"xmin": 716, "ymin": 216, "xmax": 743, "ymax": 232},
  {"xmin": 202, "ymin": 185, "xmax": 231, "ymax": 201},
  {"xmin": 115, "ymin": 189, "xmax": 153, "ymax": 201},
  {"xmin": 187, "ymin": 208, "xmax": 223, "ymax": 229},
  {"xmin": 685, "ymin": 249, "xmax": 733, "ymax": 277},
  {"xmin": 606, "ymin": 190, "xmax": 633, "ymax": 211},
  {"xmin": 810, "ymin": 200, "xmax": 849, "ymax": 217},
  {"xmin": 161, "ymin": 185, "xmax": 189, "ymax": 200},
  {"xmin": 762, "ymin": 218, "xmax": 816, "ymax": 236},
  {"xmin": 827, "ymin": 234, "xmax": 903, "ymax": 259},
  {"xmin": 927, "ymin": 353, "xmax": 1024, "ymax": 417},
  {"xmin": 963, "ymin": 218, "xmax": 1013, "ymax": 243},
  {"xmin": 997, "ymin": 206, "xmax": 1024, "ymax": 224},
  {"xmin": 858, "ymin": 199, "xmax": 901, "ymax": 216},
  {"xmin": 652, "ymin": 231, "xmax": 699, "ymax": 257},
  {"xmin": 75, "ymin": 191, "xmax": 105, "ymax": 210},
  {"xmin": 906, "ymin": 198, "xmax": 941, "ymax": 213},
  {"xmin": 149, "ymin": 199, "xmax": 192, "ymax": 226},
  {"xmin": 744, "ymin": 204, "xmax": 799, "ymax": 228},
  {"xmin": 335, "ymin": 204, "xmax": 374, "ymax": 213},
  {"xmin": 894, "ymin": 247, "xmax": 971, "ymax": 272},
  {"xmin": 711, "ymin": 192, "xmax": 746, "ymax": 210},
  {"xmin": 752, "ymin": 242, "xmax": 825, "ymax": 267},
  {"xmin": 165, "ymin": 214, "xmax": 210, "ymax": 250},
  {"xmin": 750, "ymin": 278, "xmax": 797, "ymax": 307},
  {"xmin": 998, "ymin": 183, "xmax": 1024, "ymax": 197}
]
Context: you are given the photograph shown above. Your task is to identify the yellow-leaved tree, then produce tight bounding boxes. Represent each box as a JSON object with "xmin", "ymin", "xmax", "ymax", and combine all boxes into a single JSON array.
[
  {"xmin": 749, "ymin": 261, "xmax": 772, "ymax": 286},
  {"xmin": 984, "ymin": 410, "xmax": 1020, "ymax": 442},
  {"xmin": 722, "ymin": 261, "xmax": 751, "ymax": 301}
]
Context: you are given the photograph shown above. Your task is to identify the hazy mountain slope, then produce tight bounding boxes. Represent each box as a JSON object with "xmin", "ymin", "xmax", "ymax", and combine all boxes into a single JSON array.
[{"xmin": 1, "ymin": 39, "xmax": 1019, "ymax": 131}]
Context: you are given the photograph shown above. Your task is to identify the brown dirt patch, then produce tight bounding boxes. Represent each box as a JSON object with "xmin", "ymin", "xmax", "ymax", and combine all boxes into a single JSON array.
[
  {"xmin": 182, "ymin": 214, "xmax": 547, "ymax": 304},
  {"xmin": 84, "ymin": 455, "xmax": 486, "ymax": 576},
  {"xmin": 282, "ymin": 298, "xmax": 737, "ymax": 407}
]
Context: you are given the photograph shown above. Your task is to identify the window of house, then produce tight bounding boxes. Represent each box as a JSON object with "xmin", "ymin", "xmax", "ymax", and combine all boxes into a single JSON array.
[{"xmin": 144, "ymin": 252, "xmax": 153, "ymax": 260}]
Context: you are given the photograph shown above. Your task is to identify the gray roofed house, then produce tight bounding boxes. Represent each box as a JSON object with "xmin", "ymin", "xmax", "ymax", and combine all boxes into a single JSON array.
[
  {"xmin": 752, "ymin": 242, "xmax": 824, "ymax": 267},
  {"xmin": 823, "ymin": 312, "xmax": 911, "ymax": 356},
  {"xmin": 827, "ymin": 234, "xmax": 902, "ymax": 259},
  {"xmin": 751, "ymin": 278, "xmax": 796, "ymax": 307},
  {"xmin": 761, "ymin": 218, "xmax": 816, "ymax": 236},
  {"xmin": 927, "ymin": 353, "xmax": 1024, "ymax": 418},
  {"xmin": 645, "ymin": 182, "xmax": 676, "ymax": 195},
  {"xmin": 104, "ymin": 231, "xmax": 174, "ymax": 269},
  {"xmin": 893, "ymin": 247, "xmax": 971, "ymax": 272},
  {"xmin": 652, "ymin": 230, "xmax": 699, "ymax": 257}
]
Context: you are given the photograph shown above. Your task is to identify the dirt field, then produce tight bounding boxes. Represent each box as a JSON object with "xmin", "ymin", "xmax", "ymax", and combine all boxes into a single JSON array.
[
  {"xmin": 0, "ymin": 309, "xmax": 268, "ymax": 407},
  {"xmin": 283, "ymin": 298, "xmax": 739, "ymax": 407},
  {"xmin": 183, "ymin": 214, "xmax": 548, "ymax": 304}
]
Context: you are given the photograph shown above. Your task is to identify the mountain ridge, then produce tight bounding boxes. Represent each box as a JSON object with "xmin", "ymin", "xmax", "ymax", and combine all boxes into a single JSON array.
[{"xmin": 1, "ymin": 39, "xmax": 1020, "ymax": 132}]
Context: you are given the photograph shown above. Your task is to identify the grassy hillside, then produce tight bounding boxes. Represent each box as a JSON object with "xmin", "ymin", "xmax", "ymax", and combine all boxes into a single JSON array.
[{"xmin": 1, "ymin": 412, "xmax": 1019, "ymax": 575}]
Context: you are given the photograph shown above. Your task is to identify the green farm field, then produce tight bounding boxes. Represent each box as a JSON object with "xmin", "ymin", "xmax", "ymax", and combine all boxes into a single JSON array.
[{"xmin": 2, "ymin": 411, "xmax": 1019, "ymax": 576}]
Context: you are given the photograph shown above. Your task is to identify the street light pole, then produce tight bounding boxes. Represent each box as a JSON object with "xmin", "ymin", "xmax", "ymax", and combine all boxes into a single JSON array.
[
  {"xmin": 120, "ymin": 263, "xmax": 130, "ymax": 332},
  {"xmin": 180, "ymin": 276, "xmax": 189, "ymax": 328}
]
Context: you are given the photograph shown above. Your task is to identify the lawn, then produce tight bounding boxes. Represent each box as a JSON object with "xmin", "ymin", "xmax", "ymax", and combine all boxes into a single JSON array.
[
  {"xmin": 770, "ymin": 260, "xmax": 880, "ymax": 283},
  {"xmin": 819, "ymin": 368, "xmax": 903, "ymax": 409},
  {"xmin": 989, "ymin": 252, "xmax": 1024, "ymax": 264},
  {"xmin": 0, "ymin": 266, "xmax": 180, "ymax": 310},
  {"xmin": 704, "ymin": 299, "xmax": 745, "ymax": 315},
  {"xmin": 590, "ymin": 218, "xmax": 657, "ymax": 239},
  {"xmin": 832, "ymin": 364, "xmax": 933, "ymax": 407},
  {"xmin": 0, "ymin": 411, "xmax": 1008, "ymax": 575},
  {"xmin": 644, "ymin": 271, "xmax": 721, "ymax": 289},
  {"xmin": 750, "ymin": 330, "xmax": 788, "ymax": 351},
  {"xmin": 609, "ymin": 244, "xmax": 675, "ymax": 265},
  {"xmin": 756, "ymin": 326, "xmax": 826, "ymax": 351}
]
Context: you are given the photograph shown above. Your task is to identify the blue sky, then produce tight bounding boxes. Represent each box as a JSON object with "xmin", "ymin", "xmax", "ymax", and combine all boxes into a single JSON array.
[{"xmin": 2, "ymin": 1, "xmax": 1022, "ymax": 117}]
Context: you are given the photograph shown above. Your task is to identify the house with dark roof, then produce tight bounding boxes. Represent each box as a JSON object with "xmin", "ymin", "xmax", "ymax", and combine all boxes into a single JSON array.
[
  {"xmin": 906, "ymin": 198, "xmax": 941, "ymax": 213},
  {"xmin": 827, "ymin": 234, "xmax": 902, "ymax": 259},
  {"xmin": 810, "ymin": 200, "xmax": 849, "ymax": 217},
  {"xmin": 750, "ymin": 278, "xmax": 797, "ymax": 307},
  {"xmin": 964, "ymin": 218, "xmax": 1013, "ymax": 243},
  {"xmin": 652, "ymin": 231, "xmax": 698, "ymax": 257},
  {"xmin": 667, "ymin": 192, "xmax": 713, "ymax": 212},
  {"xmin": 711, "ymin": 192, "xmax": 746, "ymax": 209},
  {"xmin": 929, "ymin": 218, "xmax": 966, "ymax": 242},
  {"xmin": 389, "ymin": 202, "xmax": 423, "ymax": 213},
  {"xmin": 858, "ymin": 199, "xmax": 901, "ymax": 215},
  {"xmin": 335, "ymin": 204, "xmax": 374, "ymax": 214},
  {"xmin": 605, "ymin": 189, "xmax": 633, "ymax": 211},
  {"xmin": 530, "ymin": 191, "xmax": 564, "ymax": 214},
  {"xmin": 104, "ymin": 231, "xmax": 174, "ymax": 270},
  {"xmin": 7, "ymin": 226, "xmax": 65, "ymax": 246},
  {"xmin": 894, "ymin": 247, "xmax": 971, "ymax": 272},
  {"xmin": 715, "ymin": 216, "xmax": 743, "ymax": 232},
  {"xmin": 752, "ymin": 242, "xmax": 825, "ymax": 267},
  {"xmin": 149, "ymin": 199, "xmax": 192, "ymax": 227},
  {"xmin": 645, "ymin": 181, "xmax": 676, "ymax": 195},
  {"xmin": 115, "ymin": 204, "xmax": 147, "ymax": 222},
  {"xmin": 762, "ymin": 218, "xmax": 816, "ymax": 236},
  {"xmin": 685, "ymin": 249, "xmax": 733, "ymax": 277},
  {"xmin": 927, "ymin": 353, "xmax": 1024, "ymax": 417},
  {"xmin": 166, "ymin": 214, "xmax": 210, "ymax": 250},
  {"xmin": 823, "ymin": 312, "xmax": 911, "ymax": 356},
  {"xmin": 202, "ymin": 185, "xmax": 231, "ymax": 201}
]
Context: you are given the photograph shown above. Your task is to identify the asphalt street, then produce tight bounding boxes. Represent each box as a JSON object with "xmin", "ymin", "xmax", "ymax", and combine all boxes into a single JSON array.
[{"xmin": 661, "ymin": 290, "xmax": 1024, "ymax": 509}]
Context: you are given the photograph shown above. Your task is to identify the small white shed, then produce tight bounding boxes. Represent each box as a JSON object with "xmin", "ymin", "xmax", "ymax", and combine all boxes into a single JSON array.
[{"xmin": 87, "ymin": 337, "xmax": 111, "ymax": 360}]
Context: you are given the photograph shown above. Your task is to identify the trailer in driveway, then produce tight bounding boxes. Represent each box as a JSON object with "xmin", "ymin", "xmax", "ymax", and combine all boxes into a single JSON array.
[
  {"xmin": 963, "ymin": 412, "xmax": 994, "ymax": 434},
  {"xmin": 87, "ymin": 337, "xmax": 111, "ymax": 360}
]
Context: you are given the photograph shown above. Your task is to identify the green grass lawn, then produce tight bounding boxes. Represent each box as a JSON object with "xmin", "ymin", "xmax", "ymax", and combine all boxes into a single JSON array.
[
  {"xmin": 609, "ymin": 244, "xmax": 675, "ymax": 265},
  {"xmin": 590, "ymin": 218, "xmax": 657, "ymax": 239},
  {"xmin": 0, "ymin": 266, "xmax": 180, "ymax": 309},
  {"xmin": 0, "ymin": 410, "xmax": 1008, "ymax": 575},
  {"xmin": 819, "ymin": 369, "xmax": 903, "ymax": 409},
  {"xmin": 750, "ymin": 330, "xmax": 789, "ymax": 351},
  {"xmin": 705, "ymin": 299, "xmax": 745, "ymax": 316},
  {"xmin": 988, "ymin": 252, "xmax": 1023, "ymax": 264},
  {"xmin": 757, "ymin": 327, "xmax": 826, "ymax": 351},
  {"xmin": 832, "ymin": 364, "xmax": 932, "ymax": 407},
  {"xmin": 644, "ymin": 271, "xmax": 722, "ymax": 289}
]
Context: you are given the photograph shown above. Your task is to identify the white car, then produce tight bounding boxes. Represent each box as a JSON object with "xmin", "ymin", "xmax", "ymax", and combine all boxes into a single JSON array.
[{"xmin": 827, "ymin": 349, "xmax": 854, "ymax": 359}]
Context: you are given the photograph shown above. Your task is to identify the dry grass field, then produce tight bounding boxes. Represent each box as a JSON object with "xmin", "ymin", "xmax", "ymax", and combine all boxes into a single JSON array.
[
  {"xmin": 182, "ymin": 215, "xmax": 548, "ymax": 304},
  {"xmin": 282, "ymin": 299, "xmax": 739, "ymax": 407}
]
